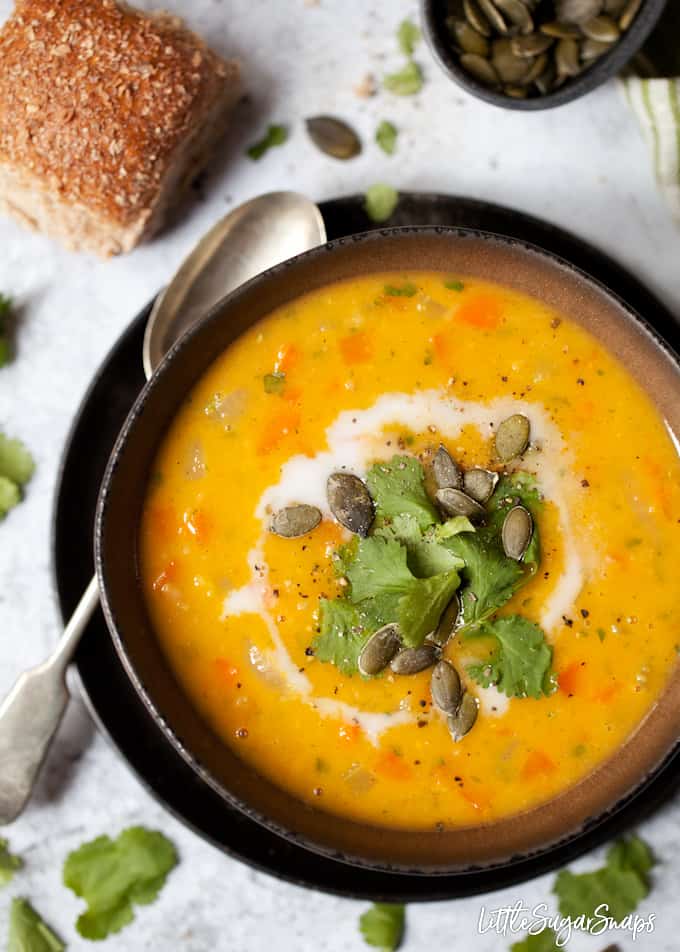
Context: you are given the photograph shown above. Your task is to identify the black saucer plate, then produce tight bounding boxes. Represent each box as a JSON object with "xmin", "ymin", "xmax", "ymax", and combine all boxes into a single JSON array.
[{"xmin": 52, "ymin": 193, "xmax": 680, "ymax": 900}]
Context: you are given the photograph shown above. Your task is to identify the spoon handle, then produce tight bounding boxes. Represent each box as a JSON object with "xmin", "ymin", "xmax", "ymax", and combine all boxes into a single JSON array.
[{"xmin": 0, "ymin": 575, "xmax": 99, "ymax": 824}]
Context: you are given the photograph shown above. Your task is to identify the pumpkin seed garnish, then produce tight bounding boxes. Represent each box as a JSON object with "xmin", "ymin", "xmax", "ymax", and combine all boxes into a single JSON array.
[
  {"xmin": 619, "ymin": 0, "xmax": 641, "ymax": 30},
  {"xmin": 270, "ymin": 504, "xmax": 322, "ymax": 538},
  {"xmin": 449, "ymin": 17, "xmax": 491, "ymax": 57},
  {"xmin": 510, "ymin": 32, "xmax": 554, "ymax": 57},
  {"xmin": 428, "ymin": 594, "xmax": 461, "ymax": 647},
  {"xmin": 495, "ymin": 413, "xmax": 530, "ymax": 462},
  {"xmin": 305, "ymin": 116, "xmax": 361, "ymax": 160},
  {"xmin": 539, "ymin": 20, "xmax": 582, "ymax": 37},
  {"xmin": 495, "ymin": 0, "xmax": 534, "ymax": 34},
  {"xmin": 358, "ymin": 623, "xmax": 402, "ymax": 676},
  {"xmin": 390, "ymin": 644, "xmax": 439, "ymax": 675},
  {"xmin": 463, "ymin": 0, "xmax": 493, "ymax": 36},
  {"xmin": 460, "ymin": 52, "xmax": 500, "ymax": 85},
  {"xmin": 492, "ymin": 37, "xmax": 531, "ymax": 83},
  {"xmin": 581, "ymin": 37, "xmax": 613, "ymax": 59},
  {"xmin": 555, "ymin": 0, "xmax": 603, "ymax": 24},
  {"xmin": 502, "ymin": 504, "xmax": 533, "ymax": 560},
  {"xmin": 433, "ymin": 444, "xmax": 463, "ymax": 490},
  {"xmin": 555, "ymin": 37, "xmax": 581, "ymax": 76},
  {"xmin": 327, "ymin": 472, "xmax": 374, "ymax": 536},
  {"xmin": 431, "ymin": 660, "xmax": 463, "ymax": 714},
  {"xmin": 523, "ymin": 52, "xmax": 550, "ymax": 84},
  {"xmin": 447, "ymin": 692, "xmax": 479, "ymax": 741},
  {"xmin": 436, "ymin": 487, "xmax": 486, "ymax": 522},
  {"xmin": 478, "ymin": 0, "xmax": 509, "ymax": 34},
  {"xmin": 463, "ymin": 468, "xmax": 499, "ymax": 503},
  {"xmin": 581, "ymin": 14, "xmax": 620, "ymax": 40}
]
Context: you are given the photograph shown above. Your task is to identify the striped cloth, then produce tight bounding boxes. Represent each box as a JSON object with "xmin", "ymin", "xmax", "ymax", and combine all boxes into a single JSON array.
[{"xmin": 621, "ymin": 4, "xmax": 680, "ymax": 219}]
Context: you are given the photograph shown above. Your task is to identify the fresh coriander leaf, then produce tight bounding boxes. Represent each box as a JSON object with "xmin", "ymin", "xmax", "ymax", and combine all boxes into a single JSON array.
[
  {"xmin": 315, "ymin": 599, "xmax": 365, "ymax": 674},
  {"xmin": 360, "ymin": 902, "xmax": 405, "ymax": 951},
  {"xmin": 444, "ymin": 280, "xmax": 465, "ymax": 292},
  {"xmin": 263, "ymin": 371, "xmax": 286, "ymax": 394},
  {"xmin": 346, "ymin": 537, "xmax": 413, "ymax": 601},
  {"xmin": 553, "ymin": 835, "xmax": 655, "ymax": 927},
  {"xmin": 63, "ymin": 826, "xmax": 177, "ymax": 940},
  {"xmin": 446, "ymin": 530, "xmax": 523, "ymax": 627},
  {"xmin": 0, "ymin": 838, "xmax": 22, "ymax": 886},
  {"xmin": 398, "ymin": 569, "xmax": 460, "ymax": 647},
  {"xmin": 0, "ymin": 433, "xmax": 35, "ymax": 486},
  {"xmin": 375, "ymin": 515, "xmax": 463, "ymax": 579},
  {"xmin": 376, "ymin": 120, "xmax": 398, "ymax": 155},
  {"xmin": 8, "ymin": 899, "xmax": 64, "ymax": 952},
  {"xmin": 511, "ymin": 927, "xmax": 560, "ymax": 952},
  {"xmin": 333, "ymin": 536, "xmax": 359, "ymax": 577},
  {"xmin": 0, "ymin": 475, "xmax": 21, "ymax": 519},
  {"xmin": 366, "ymin": 455, "xmax": 438, "ymax": 531},
  {"xmin": 375, "ymin": 512, "xmax": 422, "ymax": 547},
  {"xmin": 247, "ymin": 124, "xmax": 288, "ymax": 160},
  {"xmin": 432, "ymin": 516, "xmax": 475, "ymax": 540},
  {"xmin": 397, "ymin": 18, "xmax": 421, "ymax": 56},
  {"xmin": 467, "ymin": 615, "xmax": 554, "ymax": 699},
  {"xmin": 384, "ymin": 282, "xmax": 416, "ymax": 297},
  {"xmin": 384, "ymin": 60, "xmax": 423, "ymax": 96},
  {"xmin": 364, "ymin": 184, "xmax": 399, "ymax": 223}
]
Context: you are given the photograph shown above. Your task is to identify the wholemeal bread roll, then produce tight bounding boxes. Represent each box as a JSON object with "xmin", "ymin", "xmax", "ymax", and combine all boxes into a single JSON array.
[{"xmin": 0, "ymin": 0, "xmax": 240, "ymax": 256}]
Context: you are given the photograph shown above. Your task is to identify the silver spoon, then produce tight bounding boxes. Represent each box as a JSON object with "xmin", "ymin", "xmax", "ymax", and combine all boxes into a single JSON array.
[{"xmin": 0, "ymin": 191, "xmax": 326, "ymax": 825}]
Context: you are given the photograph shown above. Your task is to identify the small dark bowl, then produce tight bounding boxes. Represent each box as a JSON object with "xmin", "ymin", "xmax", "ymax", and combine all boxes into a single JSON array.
[
  {"xmin": 96, "ymin": 228, "xmax": 680, "ymax": 874},
  {"xmin": 422, "ymin": 0, "xmax": 668, "ymax": 110}
]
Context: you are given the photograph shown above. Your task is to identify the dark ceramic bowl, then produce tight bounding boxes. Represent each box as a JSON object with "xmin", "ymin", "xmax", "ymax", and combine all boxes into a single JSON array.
[
  {"xmin": 95, "ymin": 227, "xmax": 680, "ymax": 874},
  {"xmin": 422, "ymin": 0, "xmax": 668, "ymax": 110}
]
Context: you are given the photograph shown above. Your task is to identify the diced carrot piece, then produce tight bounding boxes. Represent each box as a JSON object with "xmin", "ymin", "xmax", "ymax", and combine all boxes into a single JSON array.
[
  {"xmin": 558, "ymin": 660, "xmax": 583, "ymax": 696},
  {"xmin": 521, "ymin": 750, "xmax": 556, "ymax": 780},
  {"xmin": 432, "ymin": 331, "xmax": 453, "ymax": 365},
  {"xmin": 456, "ymin": 295, "xmax": 502, "ymax": 331},
  {"xmin": 375, "ymin": 750, "xmax": 412, "ymax": 781},
  {"xmin": 275, "ymin": 343, "xmax": 300, "ymax": 374},
  {"xmin": 283, "ymin": 385, "xmax": 303, "ymax": 405},
  {"xmin": 152, "ymin": 560, "xmax": 177, "ymax": 592},
  {"xmin": 459, "ymin": 784, "xmax": 492, "ymax": 812},
  {"xmin": 643, "ymin": 458, "xmax": 674, "ymax": 520},
  {"xmin": 339, "ymin": 331, "xmax": 373, "ymax": 365},
  {"xmin": 257, "ymin": 407, "xmax": 301, "ymax": 455}
]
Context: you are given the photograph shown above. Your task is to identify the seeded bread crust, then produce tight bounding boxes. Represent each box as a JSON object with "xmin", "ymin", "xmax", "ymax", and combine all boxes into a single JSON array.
[{"xmin": 0, "ymin": 0, "xmax": 240, "ymax": 255}]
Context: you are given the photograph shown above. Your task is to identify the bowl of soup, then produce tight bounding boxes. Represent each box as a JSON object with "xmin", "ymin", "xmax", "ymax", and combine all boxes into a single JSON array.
[{"xmin": 95, "ymin": 228, "xmax": 680, "ymax": 873}]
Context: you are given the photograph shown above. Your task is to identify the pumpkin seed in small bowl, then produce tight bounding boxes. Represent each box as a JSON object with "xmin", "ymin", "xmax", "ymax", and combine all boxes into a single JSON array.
[{"xmin": 422, "ymin": 0, "xmax": 666, "ymax": 109}]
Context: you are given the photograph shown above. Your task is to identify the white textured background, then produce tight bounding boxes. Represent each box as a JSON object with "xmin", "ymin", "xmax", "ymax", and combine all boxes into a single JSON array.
[{"xmin": 0, "ymin": 0, "xmax": 679, "ymax": 949}]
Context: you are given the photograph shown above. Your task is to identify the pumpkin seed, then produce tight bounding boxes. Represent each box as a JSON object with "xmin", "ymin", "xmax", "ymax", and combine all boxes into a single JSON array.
[
  {"xmin": 534, "ymin": 60, "xmax": 557, "ymax": 93},
  {"xmin": 494, "ymin": 413, "xmax": 530, "ymax": 461},
  {"xmin": 433, "ymin": 444, "xmax": 463, "ymax": 490},
  {"xmin": 581, "ymin": 14, "xmax": 620, "ymax": 40},
  {"xmin": 604, "ymin": 0, "xmax": 626, "ymax": 13},
  {"xmin": 523, "ymin": 51, "xmax": 549, "ymax": 83},
  {"xmin": 463, "ymin": 0, "xmax": 493, "ymax": 36},
  {"xmin": 436, "ymin": 487, "xmax": 486, "ymax": 522},
  {"xmin": 428, "ymin": 594, "xmax": 461, "ymax": 647},
  {"xmin": 449, "ymin": 17, "xmax": 491, "ymax": 56},
  {"xmin": 619, "ymin": 0, "xmax": 641, "ymax": 30},
  {"xmin": 581, "ymin": 37, "xmax": 613, "ymax": 59},
  {"xmin": 327, "ymin": 472, "xmax": 374, "ymax": 536},
  {"xmin": 478, "ymin": 0, "xmax": 509, "ymax": 33},
  {"xmin": 492, "ymin": 37, "xmax": 530, "ymax": 82},
  {"xmin": 555, "ymin": 0, "xmax": 603, "ymax": 24},
  {"xmin": 390, "ymin": 644, "xmax": 439, "ymax": 675},
  {"xmin": 502, "ymin": 504, "xmax": 533, "ymax": 560},
  {"xmin": 504, "ymin": 84, "xmax": 527, "ymax": 97},
  {"xmin": 358, "ymin": 624, "xmax": 402, "ymax": 677},
  {"xmin": 305, "ymin": 116, "xmax": 361, "ymax": 160},
  {"xmin": 555, "ymin": 37, "xmax": 582, "ymax": 75},
  {"xmin": 495, "ymin": 0, "xmax": 533, "ymax": 34},
  {"xmin": 460, "ymin": 52, "xmax": 500, "ymax": 85},
  {"xmin": 447, "ymin": 692, "xmax": 479, "ymax": 741},
  {"xmin": 463, "ymin": 468, "xmax": 499, "ymax": 503},
  {"xmin": 431, "ymin": 660, "xmax": 463, "ymax": 714},
  {"xmin": 539, "ymin": 20, "xmax": 582, "ymax": 37},
  {"xmin": 270, "ymin": 504, "xmax": 322, "ymax": 538},
  {"xmin": 511, "ymin": 32, "xmax": 553, "ymax": 56}
]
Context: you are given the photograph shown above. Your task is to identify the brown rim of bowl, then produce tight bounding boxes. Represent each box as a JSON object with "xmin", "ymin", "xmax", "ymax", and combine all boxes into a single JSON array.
[
  {"xmin": 95, "ymin": 226, "xmax": 680, "ymax": 874},
  {"xmin": 421, "ymin": 0, "xmax": 668, "ymax": 111}
]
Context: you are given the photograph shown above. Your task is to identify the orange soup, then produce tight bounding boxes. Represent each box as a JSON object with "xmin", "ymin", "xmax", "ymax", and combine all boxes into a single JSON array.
[{"xmin": 140, "ymin": 273, "xmax": 680, "ymax": 830}]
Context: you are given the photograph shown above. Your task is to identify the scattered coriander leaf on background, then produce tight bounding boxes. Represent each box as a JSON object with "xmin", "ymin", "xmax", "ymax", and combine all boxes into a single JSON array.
[
  {"xmin": 0, "ymin": 838, "xmax": 22, "ymax": 886},
  {"xmin": 360, "ymin": 902, "xmax": 405, "ymax": 951},
  {"xmin": 315, "ymin": 598, "xmax": 365, "ymax": 674},
  {"xmin": 376, "ymin": 120, "xmax": 398, "ymax": 155},
  {"xmin": 247, "ymin": 124, "xmax": 288, "ymax": 160},
  {"xmin": 553, "ymin": 835, "xmax": 655, "ymax": 926},
  {"xmin": 263, "ymin": 371, "xmax": 286, "ymax": 394},
  {"xmin": 366, "ymin": 455, "xmax": 437, "ymax": 530},
  {"xmin": 364, "ymin": 184, "xmax": 399, "ymax": 223},
  {"xmin": 510, "ymin": 927, "xmax": 560, "ymax": 952},
  {"xmin": 467, "ymin": 615, "xmax": 554, "ymax": 699},
  {"xmin": 0, "ymin": 433, "xmax": 35, "ymax": 487},
  {"xmin": 397, "ymin": 19, "xmax": 421, "ymax": 56},
  {"xmin": 63, "ymin": 826, "xmax": 177, "ymax": 940},
  {"xmin": 8, "ymin": 899, "xmax": 64, "ymax": 952},
  {"xmin": 0, "ymin": 476, "xmax": 21, "ymax": 519},
  {"xmin": 384, "ymin": 60, "xmax": 423, "ymax": 96}
]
